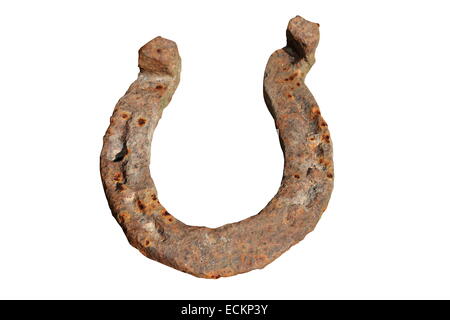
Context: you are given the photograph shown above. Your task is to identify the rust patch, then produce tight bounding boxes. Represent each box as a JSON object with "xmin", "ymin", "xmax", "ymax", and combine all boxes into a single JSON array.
[
  {"xmin": 115, "ymin": 183, "xmax": 125, "ymax": 192},
  {"xmin": 117, "ymin": 211, "xmax": 130, "ymax": 223},
  {"xmin": 288, "ymin": 73, "xmax": 297, "ymax": 80},
  {"xmin": 311, "ymin": 106, "xmax": 321, "ymax": 116},
  {"xmin": 137, "ymin": 200, "xmax": 146, "ymax": 211}
]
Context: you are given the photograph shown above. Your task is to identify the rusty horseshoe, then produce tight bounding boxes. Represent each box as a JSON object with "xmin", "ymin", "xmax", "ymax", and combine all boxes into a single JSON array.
[{"xmin": 100, "ymin": 15, "xmax": 333, "ymax": 278}]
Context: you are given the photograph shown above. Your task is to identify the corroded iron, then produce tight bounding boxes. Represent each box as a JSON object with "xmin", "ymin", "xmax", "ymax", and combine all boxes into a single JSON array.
[{"xmin": 100, "ymin": 15, "xmax": 333, "ymax": 278}]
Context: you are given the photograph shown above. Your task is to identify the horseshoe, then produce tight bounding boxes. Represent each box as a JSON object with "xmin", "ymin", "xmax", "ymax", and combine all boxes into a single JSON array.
[{"xmin": 100, "ymin": 15, "xmax": 333, "ymax": 278}]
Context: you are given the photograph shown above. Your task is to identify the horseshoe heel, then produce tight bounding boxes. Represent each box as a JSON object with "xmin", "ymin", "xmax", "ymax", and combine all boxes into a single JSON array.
[{"xmin": 100, "ymin": 15, "xmax": 333, "ymax": 278}]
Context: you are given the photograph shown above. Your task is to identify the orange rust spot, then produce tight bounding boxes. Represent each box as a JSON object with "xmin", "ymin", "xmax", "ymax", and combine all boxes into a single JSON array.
[
  {"xmin": 288, "ymin": 73, "xmax": 297, "ymax": 81},
  {"xmin": 113, "ymin": 173, "xmax": 121, "ymax": 182},
  {"xmin": 115, "ymin": 183, "xmax": 125, "ymax": 191},
  {"xmin": 156, "ymin": 49, "xmax": 161, "ymax": 53},
  {"xmin": 168, "ymin": 217, "xmax": 173, "ymax": 222},
  {"xmin": 294, "ymin": 174, "xmax": 300, "ymax": 179},
  {"xmin": 296, "ymin": 82, "xmax": 300, "ymax": 86},
  {"xmin": 287, "ymin": 94, "xmax": 293, "ymax": 98},
  {"xmin": 321, "ymin": 159, "xmax": 331, "ymax": 167},
  {"xmin": 121, "ymin": 113, "xmax": 128, "ymax": 119},
  {"xmin": 162, "ymin": 210, "xmax": 170, "ymax": 216},
  {"xmin": 322, "ymin": 134, "xmax": 330, "ymax": 143},
  {"xmin": 155, "ymin": 85, "xmax": 164, "ymax": 90},
  {"xmin": 327, "ymin": 173, "xmax": 334, "ymax": 178},
  {"xmin": 151, "ymin": 194, "xmax": 157, "ymax": 201},
  {"xmin": 311, "ymin": 106, "xmax": 321, "ymax": 115},
  {"xmin": 118, "ymin": 211, "xmax": 130, "ymax": 223},
  {"xmin": 137, "ymin": 118, "xmax": 146, "ymax": 126},
  {"xmin": 144, "ymin": 240, "xmax": 151, "ymax": 247},
  {"xmin": 137, "ymin": 200, "xmax": 146, "ymax": 211},
  {"xmin": 320, "ymin": 120, "xmax": 328, "ymax": 127}
]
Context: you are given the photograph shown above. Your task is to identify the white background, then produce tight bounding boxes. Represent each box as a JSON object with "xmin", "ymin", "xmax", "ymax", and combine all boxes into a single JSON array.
[{"xmin": 1, "ymin": 0, "xmax": 449, "ymax": 299}]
